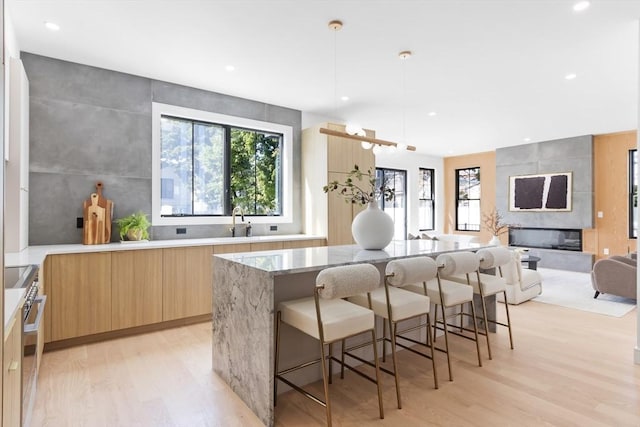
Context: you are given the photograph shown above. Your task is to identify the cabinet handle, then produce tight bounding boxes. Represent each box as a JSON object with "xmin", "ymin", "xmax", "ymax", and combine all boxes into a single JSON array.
[{"xmin": 8, "ymin": 361, "xmax": 19, "ymax": 371}]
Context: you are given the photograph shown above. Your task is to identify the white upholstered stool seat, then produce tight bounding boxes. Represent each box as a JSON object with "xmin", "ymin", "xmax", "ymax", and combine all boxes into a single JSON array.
[
  {"xmin": 405, "ymin": 277, "xmax": 473, "ymax": 307},
  {"xmin": 274, "ymin": 263, "xmax": 384, "ymax": 426},
  {"xmin": 347, "ymin": 256, "xmax": 439, "ymax": 409},
  {"xmin": 349, "ymin": 286, "xmax": 430, "ymax": 322},
  {"xmin": 278, "ymin": 298, "xmax": 374, "ymax": 343},
  {"xmin": 446, "ymin": 272, "xmax": 507, "ymax": 296}
]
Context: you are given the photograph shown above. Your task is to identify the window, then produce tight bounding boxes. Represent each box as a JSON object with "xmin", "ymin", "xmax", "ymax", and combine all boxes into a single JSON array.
[
  {"xmin": 630, "ymin": 149, "xmax": 637, "ymax": 238},
  {"xmin": 376, "ymin": 168, "xmax": 407, "ymax": 240},
  {"xmin": 456, "ymin": 167, "xmax": 481, "ymax": 231},
  {"xmin": 152, "ymin": 103, "xmax": 293, "ymax": 225},
  {"xmin": 418, "ymin": 168, "xmax": 435, "ymax": 231}
]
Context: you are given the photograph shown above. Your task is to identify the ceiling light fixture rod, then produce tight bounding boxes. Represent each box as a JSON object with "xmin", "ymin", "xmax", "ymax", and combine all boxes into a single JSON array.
[{"xmin": 319, "ymin": 127, "xmax": 417, "ymax": 151}]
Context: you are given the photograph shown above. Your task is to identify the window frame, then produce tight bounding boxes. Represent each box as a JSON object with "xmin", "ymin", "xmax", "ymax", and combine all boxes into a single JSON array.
[
  {"xmin": 375, "ymin": 167, "xmax": 407, "ymax": 240},
  {"xmin": 629, "ymin": 149, "xmax": 637, "ymax": 239},
  {"xmin": 151, "ymin": 102, "xmax": 293, "ymax": 226},
  {"xmin": 455, "ymin": 166, "xmax": 481, "ymax": 232},
  {"xmin": 418, "ymin": 168, "xmax": 435, "ymax": 231}
]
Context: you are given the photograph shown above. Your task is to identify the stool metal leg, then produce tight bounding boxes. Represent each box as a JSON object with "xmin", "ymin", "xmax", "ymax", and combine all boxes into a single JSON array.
[
  {"xmin": 370, "ymin": 329, "xmax": 385, "ymax": 420},
  {"xmin": 503, "ymin": 290, "xmax": 514, "ymax": 349},
  {"xmin": 469, "ymin": 300, "xmax": 483, "ymax": 367},
  {"xmin": 319, "ymin": 340, "xmax": 332, "ymax": 427},
  {"xmin": 426, "ymin": 313, "xmax": 439, "ymax": 389},
  {"xmin": 328, "ymin": 343, "xmax": 334, "ymax": 384},
  {"xmin": 389, "ymin": 319, "xmax": 402, "ymax": 409},
  {"xmin": 340, "ymin": 339, "xmax": 346, "ymax": 379},
  {"xmin": 440, "ymin": 303, "xmax": 454, "ymax": 381}
]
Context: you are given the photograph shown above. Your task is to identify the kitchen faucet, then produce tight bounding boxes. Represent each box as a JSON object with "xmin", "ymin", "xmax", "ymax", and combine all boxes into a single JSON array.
[{"xmin": 230, "ymin": 206, "xmax": 244, "ymax": 237}]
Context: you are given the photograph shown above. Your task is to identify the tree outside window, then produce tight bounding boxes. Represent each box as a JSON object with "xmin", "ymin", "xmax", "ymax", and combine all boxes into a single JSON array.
[
  {"xmin": 456, "ymin": 167, "xmax": 481, "ymax": 231},
  {"xmin": 160, "ymin": 115, "xmax": 282, "ymax": 217}
]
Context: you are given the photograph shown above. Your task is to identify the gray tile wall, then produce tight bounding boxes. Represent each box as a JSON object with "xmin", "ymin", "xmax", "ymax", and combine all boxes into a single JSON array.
[
  {"xmin": 496, "ymin": 135, "xmax": 594, "ymax": 271},
  {"xmin": 23, "ymin": 53, "xmax": 302, "ymax": 245},
  {"xmin": 496, "ymin": 135, "xmax": 593, "ymax": 229}
]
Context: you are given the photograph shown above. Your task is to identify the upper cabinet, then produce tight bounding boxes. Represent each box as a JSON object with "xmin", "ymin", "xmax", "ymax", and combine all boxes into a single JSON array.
[
  {"xmin": 301, "ymin": 123, "xmax": 375, "ymax": 245},
  {"xmin": 5, "ymin": 57, "xmax": 29, "ymax": 252}
]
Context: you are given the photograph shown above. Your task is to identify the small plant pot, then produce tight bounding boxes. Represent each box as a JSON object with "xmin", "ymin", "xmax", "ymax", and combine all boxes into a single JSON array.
[{"xmin": 126, "ymin": 229, "xmax": 144, "ymax": 241}]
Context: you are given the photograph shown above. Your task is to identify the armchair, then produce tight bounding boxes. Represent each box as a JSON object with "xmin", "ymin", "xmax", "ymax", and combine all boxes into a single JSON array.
[
  {"xmin": 496, "ymin": 250, "xmax": 542, "ymax": 305},
  {"xmin": 591, "ymin": 255, "xmax": 637, "ymax": 300}
]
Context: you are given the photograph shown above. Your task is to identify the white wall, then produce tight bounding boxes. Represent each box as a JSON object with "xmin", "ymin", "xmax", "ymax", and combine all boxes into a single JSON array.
[
  {"xmin": 375, "ymin": 149, "xmax": 445, "ymax": 236},
  {"xmin": 4, "ymin": 11, "xmax": 20, "ymax": 161}
]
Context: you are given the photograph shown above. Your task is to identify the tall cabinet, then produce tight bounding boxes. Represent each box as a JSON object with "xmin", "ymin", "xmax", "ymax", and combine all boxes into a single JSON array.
[{"xmin": 302, "ymin": 123, "xmax": 375, "ymax": 245}]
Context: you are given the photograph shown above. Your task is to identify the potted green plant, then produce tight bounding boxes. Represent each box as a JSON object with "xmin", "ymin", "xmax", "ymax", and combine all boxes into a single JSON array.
[
  {"xmin": 115, "ymin": 211, "xmax": 151, "ymax": 241},
  {"xmin": 323, "ymin": 164, "xmax": 395, "ymax": 250}
]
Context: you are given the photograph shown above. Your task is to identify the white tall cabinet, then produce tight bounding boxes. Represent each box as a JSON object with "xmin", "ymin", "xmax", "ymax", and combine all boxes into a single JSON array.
[{"xmin": 6, "ymin": 57, "xmax": 29, "ymax": 252}]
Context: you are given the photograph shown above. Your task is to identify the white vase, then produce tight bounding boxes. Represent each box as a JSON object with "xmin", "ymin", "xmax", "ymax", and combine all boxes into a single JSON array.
[
  {"xmin": 351, "ymin": 202, "xmax": 395, "ymax": 250},
  {"xmin": 489, "ymin": 235, "xmax": 502, "ymax": 246}
]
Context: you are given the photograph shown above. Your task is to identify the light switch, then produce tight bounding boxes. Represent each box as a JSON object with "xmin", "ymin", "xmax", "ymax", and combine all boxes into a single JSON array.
[
  {"xmin": 603, "ymin": 248, "xmax": 609, "ymax": 255},
  {"xmin": 597, "ymin": 211, "xmax": 603, "ymax": 218}
]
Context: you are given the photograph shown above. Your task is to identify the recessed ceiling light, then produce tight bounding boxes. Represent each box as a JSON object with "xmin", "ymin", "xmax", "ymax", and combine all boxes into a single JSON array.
[
  {"xmin": 428, "ymin": 112, "xmax": 437, "ymax": 117},
  {"xmin": 340, "ymin": 96, "xmax": 349, "ymax": 102},
  {"xmin": 44, "ymin": 21, "xmax": 60, "ymax": 31},
  {"xmin": 573, "ymin": 1, "xmax": 590, "ymax": 12},
  {"xmin": 565, "ymin": 73, "xmax": 577, "ymax": 80},
  {"xmin": 225, "ymin": 65, "xmax": 235, "ymax": 72},
  {"xmin": 524, "ymin": 137, "xmax": 531, "ymax": 142}
]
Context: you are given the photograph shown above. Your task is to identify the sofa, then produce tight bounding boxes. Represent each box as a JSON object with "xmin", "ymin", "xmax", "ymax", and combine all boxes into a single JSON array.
[
  {"xmin": 591, "ymin": 255, "xmax": 637, "ymax": 300},
  {"xmin": 496, "ymin": 250, "xmax": 542, "ymax": 305}
]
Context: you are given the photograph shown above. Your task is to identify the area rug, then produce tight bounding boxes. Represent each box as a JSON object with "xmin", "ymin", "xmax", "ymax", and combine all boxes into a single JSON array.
[{"xmin": 532, "ymin": 268, "xmax": 636, "ymax": 317}]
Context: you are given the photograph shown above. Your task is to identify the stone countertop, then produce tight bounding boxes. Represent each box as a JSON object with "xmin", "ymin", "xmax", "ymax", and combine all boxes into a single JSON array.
[
  {"xmin": 214, "ymin": 239, "xmax": 487, "ymax": 275},
  {"xmin": 5, "ymin": 234, "xmax": 324, "ymax": 267}
]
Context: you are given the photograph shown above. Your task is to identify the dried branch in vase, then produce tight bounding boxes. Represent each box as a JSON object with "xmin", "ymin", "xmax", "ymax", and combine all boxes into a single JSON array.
[{"xmin": 482, "ymin": 208, "xmax": 518, "ymax": 236}]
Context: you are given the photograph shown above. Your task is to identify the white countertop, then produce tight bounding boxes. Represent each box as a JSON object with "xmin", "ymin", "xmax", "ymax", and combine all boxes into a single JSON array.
[
  {"xmin": 214, "ymin": 239, "xmax": 489, "ymax": 275},
  {"xmin": 5, "ymin": 234, "xmax": 324, "ymax": 267}
]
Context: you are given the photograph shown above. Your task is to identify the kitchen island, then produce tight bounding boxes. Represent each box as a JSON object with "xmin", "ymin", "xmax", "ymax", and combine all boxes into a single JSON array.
[{"xmin": 212, "ymin": 239, "xmax": 492, "ymax": 426}]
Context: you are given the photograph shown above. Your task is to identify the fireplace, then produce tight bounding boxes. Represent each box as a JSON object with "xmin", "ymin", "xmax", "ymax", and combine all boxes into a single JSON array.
[{"xmin": 508, "ymin": 227, "xmax": 582, "ymax": 252}]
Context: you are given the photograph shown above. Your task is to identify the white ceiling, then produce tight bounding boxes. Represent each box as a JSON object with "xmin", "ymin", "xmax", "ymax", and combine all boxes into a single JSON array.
[{"xmin": 7, "ymin": 0, "xmax": 640, "ymax": 157}]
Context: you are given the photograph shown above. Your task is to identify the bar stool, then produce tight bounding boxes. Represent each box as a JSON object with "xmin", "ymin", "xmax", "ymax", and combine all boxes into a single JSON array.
[
  {"xmin": 442, "ymin": 247, "xmax": 514, "ymax": 360},
  {"xmin": 274, "ymin": 263, "xmax": 384, "ymax": 426},
  {"xmin": 405, "ymin": 253, "xmax": 483, "ymax": 381},
  {"xmin": 347, "ymin": 256, "xmax": 439, "ymax": 409}
]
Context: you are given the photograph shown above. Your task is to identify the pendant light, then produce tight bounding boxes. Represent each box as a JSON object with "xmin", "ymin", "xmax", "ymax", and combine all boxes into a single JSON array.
[{"xmin": 397, "ymin": 50, "xmax": 412, "ymax": 152}]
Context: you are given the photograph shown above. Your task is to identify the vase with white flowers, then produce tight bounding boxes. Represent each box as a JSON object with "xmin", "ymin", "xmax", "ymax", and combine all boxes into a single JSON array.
[{"xmin": 323, "ymin": 164, "xmax": 395, "ymax": 249}]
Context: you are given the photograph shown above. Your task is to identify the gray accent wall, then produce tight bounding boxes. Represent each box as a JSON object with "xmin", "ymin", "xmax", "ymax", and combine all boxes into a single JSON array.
[
  {"xmin": 496, "ymin": 135, "xmax": 594, "ymax": 229},
  {"xmin": 23, "ymin": 53, "xmax": 302, "ymax": 245},
  {"xmin": 496, "ymin": 135, "xmax": 594, "ymax": 271}
]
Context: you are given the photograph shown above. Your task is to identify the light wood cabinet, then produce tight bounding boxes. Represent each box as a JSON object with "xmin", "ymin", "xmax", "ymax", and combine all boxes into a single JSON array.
[
  {"xmin": 50, "ymin": 252, "xmax": 112, "ymax": 341},
  {"xmin": 250, "ymin": 241, "xmax": 284, "ymax": 251},
  {"xmin": 112, "ymin": 249, "xmax": 163, "ymax": 330},
  {"xmin": 302, "ymin": 123, "xmax": 375, "ymax": 246},
  {"xmin": 42, "ymin": 238, "xmax": 324, "ymax": 345},
  {"xmin": 3, "ymin": 312, "xmax": 22, "ymax": 427},
  {"xmin": 282, "ymin": 239, "xmax": 326, "ymax": 249},
  {"xmin": 162, "ymin": 246, "xmax": 213, "ymax": 321}
]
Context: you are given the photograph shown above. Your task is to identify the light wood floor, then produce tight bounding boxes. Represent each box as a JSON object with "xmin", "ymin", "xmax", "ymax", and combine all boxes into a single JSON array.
[{"xmin": 32, "ymin": 301, "xmax": 640, "ymax": 427}]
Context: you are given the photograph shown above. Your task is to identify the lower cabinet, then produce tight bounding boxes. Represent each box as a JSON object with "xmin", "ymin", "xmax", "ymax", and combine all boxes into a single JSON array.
[
  {"xmin": 112, "ymin": 249, "xmax": 163, "ymax": 330},
  {"xmin": 45, "ymin": 238, "xmax": 326, "ymax": 342},
  {"xmin": 162, "ymin": 246, "xmax": 214, "ymax": 321},
  {"xmin": 3, "ymin": 312, "xmax": 22, "ymax": 427},
  {"xmin": 51, "ymin": 252, "xmax": 112, "ymax": 341}
]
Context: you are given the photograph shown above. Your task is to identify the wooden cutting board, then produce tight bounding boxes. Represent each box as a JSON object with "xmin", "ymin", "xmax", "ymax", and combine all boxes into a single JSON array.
[{"xmin": 82, "ymin": 182, "xmax": 114, "ymax": 244}]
